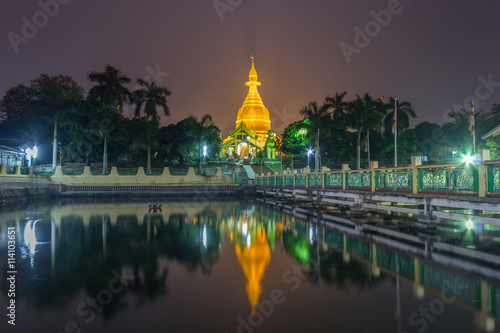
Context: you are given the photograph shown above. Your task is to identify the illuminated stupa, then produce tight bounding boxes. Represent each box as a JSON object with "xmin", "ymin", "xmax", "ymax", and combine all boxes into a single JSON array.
[
  {"xmin": 222, "ymin": 57, "xmax": 276, "ymax": 159},
  {"xmin": 236, "ymin": 56, "xmax": 271, "ymax": 143}
]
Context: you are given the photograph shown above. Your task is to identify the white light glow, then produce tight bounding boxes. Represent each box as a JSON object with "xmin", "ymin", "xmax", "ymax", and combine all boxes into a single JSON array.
[
  {"xmin": 24, "ymin": 221, "xmax": 37, "ymax": 254},
  {"xmin": 309, "ymin": 224, "xmax": 315, "ymax": 245},
  {"xmin": 202, "ymin": 224, "xmax": 208, "ymax": 248},
  {"xmin": 246, "ymin": 234, "xmax": 251, "ymax": 248},
  {"xmin": 462, "ymin": 154, "xmax": 474, "ymax": 164},
  {"xmin": 466, "ymin": 220, "xmax": 474, "ymax": 230}
]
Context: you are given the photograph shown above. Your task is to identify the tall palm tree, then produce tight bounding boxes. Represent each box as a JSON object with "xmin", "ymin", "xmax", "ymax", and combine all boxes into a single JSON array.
[
  {"xmin": 383, "ymin": 97, "xmax": 416, "ymax": 137},
  {"xmin": 132, "ymin": 79, "xmax": 171, "ymax": 122},
  {"xmin": 87, "ymin": 64, "xmax": 132, "ymax": 112},
  {"xmin": 325, "ymin": 91, "xmax": 348, "ymax": 120},
  {"xmin": 128, "ymin": 116, "xmax": 160, "ymax": 175},
  {"xmin": 186, "ymin": 114, "xmax": 219, "ymax": 171},
  {"xmin": 299, "ymin": 101, "xmax": 332, "ymax": 132},
  {"xmin": 299, "ymin": 101, "xmax": 334, "ymax": 169},
  {"xmin": 30, "ymin": 74, "xmax": 85, "ymax": 169},
  {"xmin": 344, "ymin": 94, "xmax": 385, "ymax": 169}
]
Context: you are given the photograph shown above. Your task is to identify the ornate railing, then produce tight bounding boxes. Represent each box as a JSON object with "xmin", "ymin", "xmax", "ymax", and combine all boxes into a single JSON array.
[
  {"xmin": 255, "ymin": 155, "xmax": 493, "ymax": 197},
  {"xmin": 376, "ymin": 169, "xmax": 412, "ymax": 191},
  {"xmin": 486, "ymin": 162, "xmax": 500, "ymax": 195},
  {"xmin": 308, "ymin": 173, "xmax": 322, "ymax": 187},
  {"xmin": 346, "ymin": 171, "xmax": 371, "ymax": 190},
  {"xmin": 269, "ymin": 176, "xmax": 275, "ymax": 186},
  {"xmin": 418, "ymin": 165, "xmax": 478, "ymax": 194},
  {"xmin": 295, "ymin": 174, "xmax": 307, "ymax": 187},
  {"xmin": 324, "ymin": 172, "xmax": 343, "ymax": 188}
]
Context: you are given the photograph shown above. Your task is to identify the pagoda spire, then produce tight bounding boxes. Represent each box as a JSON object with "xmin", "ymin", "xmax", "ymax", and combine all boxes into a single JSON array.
[
  {"xmin": 234, "ymin": 56, "xmax": 271, "ymax": 147},
  {"xmin": 248, "ymin": 55, "xmax": 259, "ymax": 84}
]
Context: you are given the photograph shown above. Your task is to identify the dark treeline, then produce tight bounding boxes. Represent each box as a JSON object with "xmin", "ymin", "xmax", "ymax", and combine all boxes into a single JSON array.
[
  {"xmin": 1, "ymin": 65, "xmax": 500, "ymax": 171},
  {"xmin": 0, "ymin": 65, "xmax": 222, "ymax": 173},
  {"xmin": 282, "ymin": 91, "xmax": 500, "ymax": 168}
]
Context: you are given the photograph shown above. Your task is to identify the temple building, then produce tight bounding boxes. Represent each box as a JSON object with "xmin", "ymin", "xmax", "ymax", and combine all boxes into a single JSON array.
[{"xmin": 222, "ymin": 57, "xmax": 278, "ymax": 160}]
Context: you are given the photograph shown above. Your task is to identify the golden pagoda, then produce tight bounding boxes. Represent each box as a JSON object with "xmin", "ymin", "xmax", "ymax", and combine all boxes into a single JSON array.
[
  {"xmin": 222, "ymin": 57, "xmax": 275, "ymax": 159},
  {"xmin": 236, "ymin": 56, "xmax": 271, "ymax": 143}
]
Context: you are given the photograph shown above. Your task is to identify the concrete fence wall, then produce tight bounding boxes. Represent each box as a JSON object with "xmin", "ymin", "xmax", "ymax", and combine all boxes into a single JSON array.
[{"xmin": 49, "ymin": 166, "xmax": 234, "ymax": 185}]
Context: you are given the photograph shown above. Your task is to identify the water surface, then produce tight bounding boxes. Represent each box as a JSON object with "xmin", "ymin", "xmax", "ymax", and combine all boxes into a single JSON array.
[{"xmin": 0, "ymin": 199, "xmax": 499, "ymax": 333}]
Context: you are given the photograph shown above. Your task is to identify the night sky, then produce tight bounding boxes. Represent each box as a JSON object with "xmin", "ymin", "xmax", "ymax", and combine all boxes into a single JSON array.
[{"xmin": 2, "ymin": 0, "xmax": 500, "ymax": 135}]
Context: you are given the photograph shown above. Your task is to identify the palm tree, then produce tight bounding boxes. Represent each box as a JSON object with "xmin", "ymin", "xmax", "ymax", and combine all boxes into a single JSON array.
[
  {"xmin": 325, "ymin": 91, "xmax": 348, "ymax": 119},
  {"xmin": 383, "ymin": 97, "xmax": 416, "ymax": 138},
  {"xmin": 186, "ymin": 114, "xmax": 219, "ymax": 171},
  {"xmin": 299, "ymin": 101, "xmax": 332, "ymax": 133},
  {"xmin": 343, "ymin": 94, "xmax": 385, "ymax": 169},
  {"xmin": 87, "ymin": 64, "xmax": 132, "ymax": 112},
  {"xmin": 132, "ymin": 79, "xmax": 171, "ymax": 122},
  {"xmin": 88, "ymin": 103, "xmax": 122, "ymax": 174},
  {"xmin": 30, "ymin": 74, "xmax": 85, "ymax": 169},
  {"xmin": 128, "ymin": 116, "xmax": 160, "ymax": 175}
]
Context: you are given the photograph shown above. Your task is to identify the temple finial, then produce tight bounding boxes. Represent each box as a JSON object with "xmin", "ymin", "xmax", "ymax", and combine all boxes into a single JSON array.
[{"xmin": 249, "ymin": 55, "xmax": 258, "ymax": 82}]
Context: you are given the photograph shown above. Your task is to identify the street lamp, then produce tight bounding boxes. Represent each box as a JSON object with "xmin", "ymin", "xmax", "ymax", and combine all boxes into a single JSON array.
[
  {"xmin": 307, "ymin": 149, "xmax": 313, "ymax": 169},
  {"xmin": 26, "ymin": 146, "xmax": 38, "ymax": 167}
]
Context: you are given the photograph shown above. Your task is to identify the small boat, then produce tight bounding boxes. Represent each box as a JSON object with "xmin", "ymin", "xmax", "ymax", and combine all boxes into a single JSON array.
[{"xmin": 148, "ymin": 203, "xmax": 162, "ymax": 212}]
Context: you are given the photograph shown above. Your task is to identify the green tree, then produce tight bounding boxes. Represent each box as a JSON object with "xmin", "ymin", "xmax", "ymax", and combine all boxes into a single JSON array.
[
  {"xmin": 132, "ymin": 79, "xmax": 171, "ymax": 122},
  {"xmin": 343, "ymin": 94, "xmax": 385, "ymax": 169},
  {"xmin": 325, "ymin": 91, "xmax": 348, "ymax": 119},
  {"xmin": 128, "ymin": 117, "xmax": 160, "ymax": 174},
  {"xmin": 0, "ymin": 83, "xmax": 35, "ymax": 123},
  {"xmin": 30, "ymin": 74, "xmax": 85, "ymax": 168},
  {"xmin": 299, "ymin": 101, "xmax": 332, "ymax": 141},
  {"xmin": 382, "ymin": 97, "xmax": 416, "ymax": 138},
  {"xmin": 486, "ymin": 136, "xmax": 500, "ymax": 159},
  {"xmin": 87, "ymin": 64, "xmax": 132, "ymax": 111},
  {"xmin": 281, "ymin": 119, "xmax": 311, "ymax": 167},
  {"xmin": 185, "ymin": 114, "xmax": 220, "ymax": 171}
]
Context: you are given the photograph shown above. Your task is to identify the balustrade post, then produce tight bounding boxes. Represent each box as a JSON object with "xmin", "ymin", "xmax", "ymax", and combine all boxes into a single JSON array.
[
  {"xmin": 293, "ymin": 169, "xmax": 297, "ymax": 187},
  {"xmin": 370, "ymin": 161, "xmax": 379, "ymax": 192},
  {"xmin": 321, "ymin": 166, "xmax": 330, "ymax": 189},
  {"xmin": 478, "ymin": 149, "xmax": 490, "ymax": 197},
  {"xmin": 411, "ymin": 156, "xmax": 422, "ymax": 194},
  {"xmin": 304, "ymin": 168, "xmax": 309, "ymax": 188},
  {"xmin": 341, "ymin": 164, "xmax": 350, "ymax": 190}
]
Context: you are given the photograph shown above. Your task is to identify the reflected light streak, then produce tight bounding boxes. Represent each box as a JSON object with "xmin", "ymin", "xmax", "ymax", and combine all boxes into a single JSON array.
[
  {"xmin": 202, "ymin": 224, "xmax": 208, "ymax": 249},
  {"xmin": 309, "ymin": 224, "xmax": 315, "ymax": 245},
  {"xmin": 466, "ymin": 220, "xmax": 474, "ymax": 230},
  {"xmin": 246, "ymin": 234, "xmax": 251, "ymax": 248},
  {"xmin": 24, "ymin": 220, "xmax": 37, "ymax": 254}
]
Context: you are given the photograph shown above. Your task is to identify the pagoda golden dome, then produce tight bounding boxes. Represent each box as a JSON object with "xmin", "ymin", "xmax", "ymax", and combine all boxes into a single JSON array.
[{"xmin": 236, "ymin": 57, "xmax": 272, "ymax": 137}]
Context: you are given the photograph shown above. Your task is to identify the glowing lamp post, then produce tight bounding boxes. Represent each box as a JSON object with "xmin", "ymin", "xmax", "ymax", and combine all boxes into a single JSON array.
[
  {"xmin": 307, "ymin": 149, "xmax": 313, "ymax": 169},
  {"xmin": 25, "ymin": 146, "xmax": 38, "ymax": 167}
]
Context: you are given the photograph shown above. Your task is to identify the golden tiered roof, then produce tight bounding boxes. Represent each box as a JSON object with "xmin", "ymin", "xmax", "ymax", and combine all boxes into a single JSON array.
[{"xmin": 236, "ymin": 57, "xmax": 272, "ymax": 136}]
